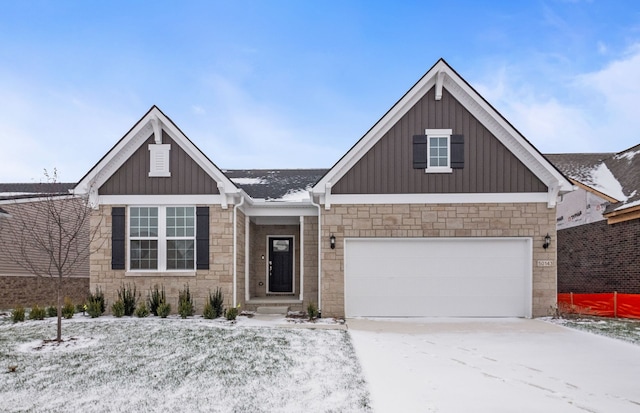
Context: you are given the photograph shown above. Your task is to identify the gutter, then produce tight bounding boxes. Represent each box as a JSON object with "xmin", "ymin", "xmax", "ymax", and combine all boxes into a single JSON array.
[
  {"xmin": 309, "ymin": 191, "xmax": 322, "ymax": 318},
  {"xmin": 232, "ymin": 192, "xmax": 245, "ymax": 308}
]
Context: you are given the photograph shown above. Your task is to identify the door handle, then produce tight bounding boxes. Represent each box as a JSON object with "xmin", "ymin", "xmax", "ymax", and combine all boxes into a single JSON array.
[{"xmin": 269, "ymin": 261, "xmax": 272, "ymax": 276}]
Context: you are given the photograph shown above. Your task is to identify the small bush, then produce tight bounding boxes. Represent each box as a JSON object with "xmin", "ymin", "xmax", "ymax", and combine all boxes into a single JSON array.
[
  {"xmin": 209, "ymin": 287, "xmax": 224, "ymax": 318},
  {"xmin": 86, "ymin": 300, "xmax": 103, "ymax": 318},
  {"xmin": 117, "ymin": 283, "xmax": 138, "ymax": 316},
  {"xmin": 178, "ymin": 284, "xmax": 195, "ymax": 319},
  {"xmin": 203, "ymin": 302, "xmax": 215, "ymax": 319},
  {"xmin": 157, "ymin": 302, "xmax": 171, "ymax": 318},
  {"xmin": 307, "ymin": 302, "xmax": 319, "ymax": 320},
  {"xmin": 75, "ymin": 303, "xmax": 85, "ymax": 313},
  {"xmin": 112, "ymin": 300, "xmax": 125, "ymax": 317},
  {"xmin": 225, "ymin": 306, "xmax": 239, "ymax": 321},
  {"xmin": 46, "ymin": 305, "xmax": 58, "ymax": 318},
  {"xmin": 148, "ymin": 285, "xmax": 166, "ymax": 316},
  {"xmin": 134, "ymin": 301, "xmax": 150, "ymax": 318},
  {"xmin": 62, "ymin": 297, "xmax": 75, "ymax": 319},
  {"xmin": 12, "ymin": 306, "xmax": 25, "ymax": 323},
  {"xmin": 29, "ymin": 305, "xmax": 46, "ymax": 320},
  {"xmin": 88, "ymin": 287, "xmax": 106, "ymax": 315}
]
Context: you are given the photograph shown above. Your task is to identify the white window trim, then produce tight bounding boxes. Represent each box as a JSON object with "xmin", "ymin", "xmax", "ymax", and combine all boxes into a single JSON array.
[
  {"xmin": 127, "ymin": 206, "xmax": 196, "ymax": 273},
  {"xmin": 425, "ymin": 128, "xmax": 453, "ymax": 173}
]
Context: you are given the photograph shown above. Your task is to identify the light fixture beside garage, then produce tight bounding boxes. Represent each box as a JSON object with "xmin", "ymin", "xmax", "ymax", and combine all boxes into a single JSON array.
[
  {"xmin": 543, "ymin": 233, "xmax": 551, "ymax": 249},
  {"xmin": 330, "ymin": 234, "xmax": 336, "ymax": 249}
]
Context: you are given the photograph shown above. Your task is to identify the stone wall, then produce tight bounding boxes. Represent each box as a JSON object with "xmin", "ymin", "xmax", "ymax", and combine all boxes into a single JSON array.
[
  {"xmin": 558, "ymin": 218, "xmax": 640, "ymax": 293},
  {"xmin": 320, "ymin": 203, "xmax": 557, "ymax": 318},
  {"xmin": 0, "ymin": 276, "xmax": 89, "ymax": 309},
  {"xmin": 90, "ymin": 205, "xmax": 235, "ymax": 314}
]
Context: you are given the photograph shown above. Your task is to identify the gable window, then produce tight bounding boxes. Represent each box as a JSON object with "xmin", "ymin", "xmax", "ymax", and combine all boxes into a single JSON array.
[
  {"xmin": 128, "ymin": 206, "xmax": 195, "ymax": 271},
  {"xmin": 426, "ymin": 129, "xmax": 452, "ymax": 173},
  {"xmin": 413, "ymin": 129, "xmax": 464, "ymax": 172}
]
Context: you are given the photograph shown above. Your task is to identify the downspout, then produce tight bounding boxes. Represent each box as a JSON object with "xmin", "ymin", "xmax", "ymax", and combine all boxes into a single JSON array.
[
  {"xmin": 233, "ymin": 193, "xmax": 245, "ymax": 308},
  {"xmin": 309, "ymin": 192, "xmax": 322, "ymax": 318}
]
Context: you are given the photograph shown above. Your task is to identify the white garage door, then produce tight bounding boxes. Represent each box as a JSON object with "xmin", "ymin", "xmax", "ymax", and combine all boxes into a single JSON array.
[{"xmin": 344, "ymin": 238, "xmax": 532, "ymax": 317}]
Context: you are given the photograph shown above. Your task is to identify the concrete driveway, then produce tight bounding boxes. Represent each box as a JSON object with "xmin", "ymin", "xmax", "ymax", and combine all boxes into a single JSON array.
[{"xmin": 348, "ymin": 318, "xmax": 640, "ymax": 412}]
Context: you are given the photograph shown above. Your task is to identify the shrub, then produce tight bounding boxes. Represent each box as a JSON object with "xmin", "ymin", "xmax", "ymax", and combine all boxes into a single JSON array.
[
  {"xmin": 117, "ymin": 283, "xmax": 138, "ymax": 316},
  {"xmin": 88, "ymin": 287, "xmax": 106, "ymax": 315},
  {"xmin": 29, "ymin": 305, "xmax": 46, "ymax": 320},
  {"xmin": 178, "ymin": 284, "xmax": 195, "ymax": 319},
  {"xmin": 46, "ymin": 305, "xmax": 57, "ymax": 318},
  {"xmin": 148, "ymin": 285, "xmax": 166, "ymax": 316},
  {"xmin": 12, "ymin": 306, "xmax": 25, "ymax": 323},
  {"xmin": 225, "ymin": 306, "xmax": 239, "ymax": 321},
  {"xmin": 134, "ymin": 302, "xmax": 150, "ymax": 318},
  {"xmin": 203, "ymin": 302, "xmax": 215, "ymax": 319},
  {"xmin": 112, "ymin": 300, "xmax": 125, "ymax": 317},
  {"xmin": 86, "ymin": 300, "xmax": 103, "ymax": 318},
  {"xmin": 307, "ymin": 302, "xmax": 319, "ymax": 320},
  {"xmin": 157, "ymin": 302, "xmax": 171, "ymax": 318},
  {"xmin": 209, "ymin": 287, "xmax": 224, "ymax": 318},
  {"xmin": 62, "ymin": 297, "xmax": 75, "ymax": 319},
  {"xmin": 75, "ymin": 303, "xmax": 85, "ymax": 313}
]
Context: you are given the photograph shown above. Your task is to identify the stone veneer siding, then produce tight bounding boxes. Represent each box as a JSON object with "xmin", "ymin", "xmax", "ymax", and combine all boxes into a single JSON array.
[
  {"xmin": 90, "ymin": 205, "xmax": 235, "ymax": 314},
  {"xmin": 558, "ymin": 219, "xmax": 640, "ymax": 293},
  {"xmin": 320, "ymin": 203, "xmax": 557, "ymax": 318},
  {"xmin": 0, "ymin": 275, "xmax": 89, "ymax": 309}
]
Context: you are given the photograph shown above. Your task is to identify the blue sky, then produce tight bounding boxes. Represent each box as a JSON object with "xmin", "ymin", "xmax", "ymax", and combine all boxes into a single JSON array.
[{"xmin": 1, "ymin": 0, "xmax": 639, "ymax": 182}]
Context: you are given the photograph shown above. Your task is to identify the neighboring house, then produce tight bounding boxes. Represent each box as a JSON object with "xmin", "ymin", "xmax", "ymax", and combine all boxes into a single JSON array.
[
  {"xmin": 0, "ymin": 184, "xmax": 90, "ymax": 309},
  {"xmin": 547, "ymin": 145, "xmax": 640, "ymax": 294},
  {"xmin": 74, "ymin": 59, "xmax": 572, "ymax": 318}
]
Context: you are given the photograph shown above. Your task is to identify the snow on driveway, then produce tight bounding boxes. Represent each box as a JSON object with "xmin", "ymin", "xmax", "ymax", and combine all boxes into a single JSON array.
[{"xmin": 348, "ymin": 318, "xmax": 640, "ymax": 413}]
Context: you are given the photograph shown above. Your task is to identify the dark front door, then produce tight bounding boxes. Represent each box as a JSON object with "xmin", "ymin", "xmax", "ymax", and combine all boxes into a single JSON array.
[{"xmin": 268, "ymin": 237, "xmax": 293, "ymax": 292}]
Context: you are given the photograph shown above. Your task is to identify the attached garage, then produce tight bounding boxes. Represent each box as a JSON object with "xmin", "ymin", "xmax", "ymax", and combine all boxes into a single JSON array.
[{"xmin": 344, "ymin": 238, "xmax": 532, "ymax": 317}]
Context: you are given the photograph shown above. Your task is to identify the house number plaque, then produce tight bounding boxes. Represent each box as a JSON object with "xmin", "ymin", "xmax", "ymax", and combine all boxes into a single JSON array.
[{"xmin": 537, "ymin": 260, "xmax": 553, "ymax": 267}]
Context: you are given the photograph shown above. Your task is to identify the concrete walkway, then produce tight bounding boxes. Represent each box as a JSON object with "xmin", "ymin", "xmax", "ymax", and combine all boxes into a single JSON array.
[{"xmin": 347, "ymin": 318, "xmax": 640, "ymax": 412}]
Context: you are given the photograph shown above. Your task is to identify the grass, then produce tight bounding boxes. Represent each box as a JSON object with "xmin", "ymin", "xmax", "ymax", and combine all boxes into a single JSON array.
[
  {"xmin": 0, "ymin": 316, "xmax": 371, "ymax": 412},
  {"xmin": 548, "ymin": 316, "xmax": 640, "ymax": 345}
]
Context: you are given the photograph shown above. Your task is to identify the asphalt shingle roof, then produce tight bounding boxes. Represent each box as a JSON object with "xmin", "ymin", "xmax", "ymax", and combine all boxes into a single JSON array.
[{"xmin": 224, "ymin": 169, "xmax": 328, "ymax": 200}]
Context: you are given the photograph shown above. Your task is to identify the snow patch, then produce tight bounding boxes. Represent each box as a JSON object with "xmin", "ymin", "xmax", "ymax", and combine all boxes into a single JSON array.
[
  {"xmin": 230, "ymin": 177, "xmax": 267, "ymax": 185},
  {"xmin": 16, "ymin": 336, "xmax": 100, "ymax": 353},
  {"xmin": 589, "ymin": 163, "xmax": 627, "ymax": 201},
  {"xmin": 275, "ymin": 187, "xmax": 311, "ymax": 201},
  {"xmin": 616, "ymin": 198, "xmax": 640, "ymax": 211},
  {"xmin": 615, "ymin": 149, "xmax": 640, "ymax": 161}
]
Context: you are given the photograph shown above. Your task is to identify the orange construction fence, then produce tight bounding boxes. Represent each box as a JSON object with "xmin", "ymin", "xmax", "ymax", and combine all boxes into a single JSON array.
[{"xmin": 557, "ymin": 293, "xmax": 640, "ymax": 319}]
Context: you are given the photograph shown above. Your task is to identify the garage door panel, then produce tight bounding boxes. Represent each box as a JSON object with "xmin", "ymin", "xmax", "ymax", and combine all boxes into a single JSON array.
[{"xmin": 345, "ymin": 238, "xmax": 531, "ymax": 317}]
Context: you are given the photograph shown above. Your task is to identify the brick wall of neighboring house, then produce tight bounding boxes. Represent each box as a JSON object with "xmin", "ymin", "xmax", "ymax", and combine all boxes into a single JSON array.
[
  {"xmin": 90, "ymin": 205, "xmax": 236, "ymax": 315},
  {"xmin": 558, "ymin": 219, "xmax": 640, "ymax": 293},
  {"xmin": 0, "ymin": 275, "xmax": 89, "ymax": 309},
  {"xmin": 321, "ymin": 203, "xmax": 557, "ymax": 318}
]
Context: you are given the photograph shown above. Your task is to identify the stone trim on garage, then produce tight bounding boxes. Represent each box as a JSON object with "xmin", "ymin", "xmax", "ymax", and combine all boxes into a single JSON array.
[{"xmin": 320, "ymin": 202, "xmax": 557, "ymax": 318}]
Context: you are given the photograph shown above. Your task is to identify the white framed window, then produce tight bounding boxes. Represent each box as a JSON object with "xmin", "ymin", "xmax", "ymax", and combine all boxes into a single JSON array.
[
  {"xmin": 128, "ymin": 206, "xmax": 195, "ymax": 271},
  {"xmin": 425, "ymin": 129, "xmax": 452, "ymax": 173}
]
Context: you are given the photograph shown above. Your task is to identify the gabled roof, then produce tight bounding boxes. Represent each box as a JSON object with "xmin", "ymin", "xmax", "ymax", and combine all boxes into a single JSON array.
[
  {"xmin": 74, "ymin": 106, "xmax": 239, "ymax": 198},
  {"xmin": 546, "ymin": 144, "xmax": 640, "ymax": 221},
  {"xmin": 225, "ymin": 169, "xmax": 327, "ymax": 200},
  {"xmin": 312, "ymin": 58, "xmax": 573, "ymax": 201}
]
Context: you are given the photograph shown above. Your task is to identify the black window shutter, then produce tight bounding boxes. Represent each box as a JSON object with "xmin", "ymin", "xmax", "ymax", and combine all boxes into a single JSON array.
[
  {"xmin": 413, "ymin": 135, "xmax": 428, "ymax": 169},
  {"xmin": 196, "ymin": 207, "xmax": 210, "ymax": 270},
  {"xmin": 111, "ymin": 207, "xmax": 126, "ymax": 270},
  {"xmin": 451, "ymin": 134, "xmax": 465, "ymax": 169}
]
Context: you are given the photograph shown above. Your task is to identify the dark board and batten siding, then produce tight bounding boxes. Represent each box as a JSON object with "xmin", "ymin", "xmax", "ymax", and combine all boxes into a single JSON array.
[
  {"xmin": 332, "ymin": 87, "xmax": 547, "ymax": 194},
  {"xmin": 100, "ymin": 131, "xmax": 219, "ymax": 195}
]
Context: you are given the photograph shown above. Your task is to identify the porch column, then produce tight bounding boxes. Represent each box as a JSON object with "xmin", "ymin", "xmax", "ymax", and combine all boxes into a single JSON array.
[{"xmin": 299, "ymin": 215, "xmax": 304, "ymax": 301}]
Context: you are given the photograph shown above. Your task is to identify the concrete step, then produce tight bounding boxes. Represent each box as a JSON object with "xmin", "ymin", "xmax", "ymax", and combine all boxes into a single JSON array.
[{"xmin": 256, "ymin": 306, "xmax": 289, "ymax": 315}]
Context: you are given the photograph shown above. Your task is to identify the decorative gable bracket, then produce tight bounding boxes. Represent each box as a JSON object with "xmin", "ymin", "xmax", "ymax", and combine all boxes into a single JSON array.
[
  {"xmin": 148, "ymin": 115, "xmax": 171, "ymax": 177},
  {"xmin": 435, "ymin": 70, "xmax": 446, "ymax": 101}
]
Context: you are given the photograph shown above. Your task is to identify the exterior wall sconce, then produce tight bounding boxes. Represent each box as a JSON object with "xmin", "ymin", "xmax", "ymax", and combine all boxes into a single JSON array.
[
  {"xmin": 543, "ymin": 233, "xmax": 551, "ymax": 249},
  {"xmin": 330, "ymin": 234, "xmax": 336, "ymax": 249}
]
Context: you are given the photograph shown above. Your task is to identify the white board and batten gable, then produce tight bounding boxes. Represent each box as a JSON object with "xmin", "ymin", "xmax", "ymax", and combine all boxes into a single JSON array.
[
  {"xmin": 312, "ymin": 58, "xmax": 573, "ymax": 209},
  {"xmin": 74, "ymin": 106, "xmax": 240, "ymax": 208}
]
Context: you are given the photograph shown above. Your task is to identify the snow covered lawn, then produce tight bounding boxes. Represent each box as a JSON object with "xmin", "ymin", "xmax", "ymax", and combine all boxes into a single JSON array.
[
  {"xmin": 349, "ymin": 318, "xmax": 640, "ymax": 412},
  {"xmin": 0, "ymin": 316, "xmax": 370, "ymax": 412}
]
